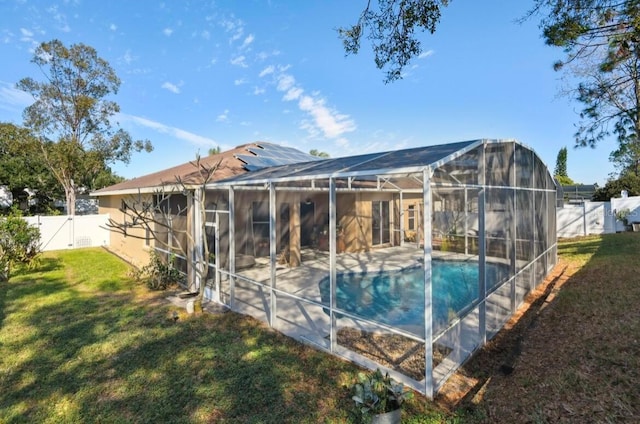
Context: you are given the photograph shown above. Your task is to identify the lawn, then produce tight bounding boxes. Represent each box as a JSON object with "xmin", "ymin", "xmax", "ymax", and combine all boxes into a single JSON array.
[
  {"xmin": 447, "ymin": 232, "xmax": 640, "ymax": 423},
  {"xmin": 0, "ymin": 248, "xmax": 450, "ymax": 423},
  {"xmin": 2, "ymin": 234, "xmax": 639, "ymax": 423}
]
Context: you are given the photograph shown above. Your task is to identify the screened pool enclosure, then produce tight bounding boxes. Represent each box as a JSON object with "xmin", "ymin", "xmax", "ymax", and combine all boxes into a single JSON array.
[{"xmin": 197, "ymin": 139, "xmax": 557, "ymax": 397}]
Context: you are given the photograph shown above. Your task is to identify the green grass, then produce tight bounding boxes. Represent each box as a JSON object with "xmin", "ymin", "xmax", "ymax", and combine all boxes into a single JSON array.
[
  {"xmin": 458, "ymin": 232, "xmax": 640, "ymax": 423},
  {"xmin": 0, "ymin": 248, "xmax": 451, "ymax": 423},
  {"xmin": 4, "ymin": 234, "xmax": 638, "ymax": 423}
]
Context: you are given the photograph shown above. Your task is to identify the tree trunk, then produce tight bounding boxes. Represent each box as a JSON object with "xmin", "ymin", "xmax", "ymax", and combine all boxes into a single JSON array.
[
  {"xmin": 0, "ymin": 252, "xmax": 9, "ymax": 282},
  {"xmin": 64, "ymin": 179, "xmax": 76, "ymax": 216}
]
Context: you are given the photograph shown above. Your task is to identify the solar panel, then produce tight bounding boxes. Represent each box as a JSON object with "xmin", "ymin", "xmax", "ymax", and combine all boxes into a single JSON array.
[{"xmin": 234, "ymin": 142, "xmax": 321, "ymax": 172}]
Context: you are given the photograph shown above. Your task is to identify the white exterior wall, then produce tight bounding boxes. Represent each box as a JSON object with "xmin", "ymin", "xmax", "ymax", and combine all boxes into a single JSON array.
[{"xmin": 24, "ymin": 214, "xmax": 110, "ymax": 251}]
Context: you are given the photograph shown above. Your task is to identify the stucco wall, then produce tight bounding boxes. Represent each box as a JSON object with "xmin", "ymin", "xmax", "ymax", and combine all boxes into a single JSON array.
[{"xmin": 98, "ymin": 194, "xmax": 153, "ymax": 267}]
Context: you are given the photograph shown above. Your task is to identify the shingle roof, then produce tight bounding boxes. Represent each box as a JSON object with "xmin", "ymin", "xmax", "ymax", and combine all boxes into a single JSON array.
[{"xmin": 92, "ymin": 142, "xmax": 319, "ymax": 196}]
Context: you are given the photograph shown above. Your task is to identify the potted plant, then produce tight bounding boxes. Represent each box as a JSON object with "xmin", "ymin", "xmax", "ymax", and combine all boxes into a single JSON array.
[
  {"xmin": 351, "ymin": 369, "xmax": 413, "ymax": 424},
  {"xmin": 616, "ymin": 208, "xmax": 632, "ymax": 231}
]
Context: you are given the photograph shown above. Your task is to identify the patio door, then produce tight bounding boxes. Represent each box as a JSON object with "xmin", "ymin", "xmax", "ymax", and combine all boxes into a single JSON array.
[{"xmin": 372, "ymin": 200, "xmax": 390, "ymax": 245}]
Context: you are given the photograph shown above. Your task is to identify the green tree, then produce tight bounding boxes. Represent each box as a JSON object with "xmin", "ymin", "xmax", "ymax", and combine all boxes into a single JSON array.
[
  {"xmin": 309, "ymin": 149, "xmax": 330, "ymax": 158},
  {"xmin": 83, "ymin": 166, "xmax": 125, "ymax": 191},
  {"xmin": 592, "ymin": 172, "xmax": 640, "ymax": 200},
  {"xmin": 338, "ymin": 0, "xmax": 450, "ymax": 83},
  {"xmin": 17, "ymin": 39, "xmax": 152, "ymax": 215},
  {"xmin": 554, "ymin": 146, "xmax": 575, "ymax": 185},
  {"xmin": 610, "ymin": 135, "xmax": 640, "ymax": 176},
  {"xmin": 0, "ymin": 122, "xmax": 61, "ymax": 209},
  {"xmin": 554, "ymin": 146, "xmax": 568, "ymax": 178},
  {"xmin": 532, "ymin": 0, "xmax": 640, "ymax": 174},
  {"xmin": 208, "ymin": 146, "xmax": 221, "ymax": 156}
]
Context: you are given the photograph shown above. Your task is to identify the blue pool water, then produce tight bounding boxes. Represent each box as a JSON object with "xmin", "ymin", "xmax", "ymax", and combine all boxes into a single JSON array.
[{"xmin": 318, "ymin": 260, "xmax": 507, "ymax": 334}]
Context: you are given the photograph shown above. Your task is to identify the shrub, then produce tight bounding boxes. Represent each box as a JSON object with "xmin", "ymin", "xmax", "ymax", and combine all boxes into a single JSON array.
[
  {"xmin": 136, "ymin": 251, "xmax": 183, "ymax": 290},
  {"xmin": 0, "ymin": 212, "xmax": 41, "ymax": 281}
]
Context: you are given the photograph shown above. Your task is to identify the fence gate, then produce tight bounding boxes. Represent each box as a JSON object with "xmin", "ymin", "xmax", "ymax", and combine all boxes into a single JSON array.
[{"xmin": 24, "ymin": 214, "xmax": 111, "ymax": 252}]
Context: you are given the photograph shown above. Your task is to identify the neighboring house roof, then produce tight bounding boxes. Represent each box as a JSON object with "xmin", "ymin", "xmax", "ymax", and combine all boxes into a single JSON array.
[{"xmin": 92, "ymin": 142, "xmax": 320, "ymax": 196}]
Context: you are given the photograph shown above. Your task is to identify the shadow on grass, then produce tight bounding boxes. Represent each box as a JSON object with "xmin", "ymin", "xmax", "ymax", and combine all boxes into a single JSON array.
[
  {"xmin": 443, "ymin": 232, "xmax": 640, "ymax": 422},
  {"xmin": 1, "ymin": 266, "xmax": 355, "ymax": 423},
  {"xmin": 0, "ymin": 257, "xmax": 64, "ymax": 330}
]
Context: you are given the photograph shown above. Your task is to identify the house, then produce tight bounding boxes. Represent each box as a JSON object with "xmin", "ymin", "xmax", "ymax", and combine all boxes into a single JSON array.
[
  {"xmin": 92, "ymin": 142, "xmax": 320, "ymax": 272},
  {"xmin": 95, "ymin": 138, "xmax": 558, "ymax": 399}
]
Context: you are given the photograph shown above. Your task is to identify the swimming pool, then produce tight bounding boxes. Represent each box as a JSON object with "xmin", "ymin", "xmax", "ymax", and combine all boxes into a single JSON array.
[{"xmin": 318, "ymin": 260, "xmax": 508, "ymax": 334}]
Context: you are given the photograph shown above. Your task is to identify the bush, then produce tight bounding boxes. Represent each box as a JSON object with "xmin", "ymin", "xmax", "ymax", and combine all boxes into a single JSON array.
[
  {"xmin": 0, "ymin": 212, "xmax": 41, "ymax": 281},
  {"xmin": 135, "ymin": 251, "xmax": 183, "ymax": 290}
]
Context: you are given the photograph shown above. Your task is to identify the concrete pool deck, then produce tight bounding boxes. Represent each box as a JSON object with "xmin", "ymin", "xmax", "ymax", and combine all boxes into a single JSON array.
[{"xmin": 199, "ymin": 244, "xmax": 518, "ymax": 391}]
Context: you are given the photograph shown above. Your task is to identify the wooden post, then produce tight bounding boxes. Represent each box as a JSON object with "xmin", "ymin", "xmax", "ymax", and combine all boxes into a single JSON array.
[{"xmin": 289, "ymin": 201, "xmax": 301, "ymax": 267}]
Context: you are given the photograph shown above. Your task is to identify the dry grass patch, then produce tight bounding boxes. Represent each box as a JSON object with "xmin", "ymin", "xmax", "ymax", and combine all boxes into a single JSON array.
[{"xmin": 444, "ymin": 234, "xmax": 640, "ymax": 423}]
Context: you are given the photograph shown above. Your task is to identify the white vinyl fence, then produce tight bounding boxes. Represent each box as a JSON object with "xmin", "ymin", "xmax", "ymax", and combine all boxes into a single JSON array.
[
  {"xmin": 24, "ymin": 214, "xmax": 110, "ymax": 252},
  {"xmin": 557, "ymin": 196, "xmax": 640, "ymax": 237},
  {"xmin": 610, "ymin": 196, "xmax": 640, "ymax": 232}
]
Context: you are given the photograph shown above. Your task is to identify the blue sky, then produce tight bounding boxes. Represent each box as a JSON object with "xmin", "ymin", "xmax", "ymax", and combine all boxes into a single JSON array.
[{"xmin": 0, "ymin": 0, "xmax": 618, "ymax": 185}]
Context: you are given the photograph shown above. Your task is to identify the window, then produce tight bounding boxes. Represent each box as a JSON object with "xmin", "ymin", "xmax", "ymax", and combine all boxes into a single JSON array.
[
  {"xmin": 144, "ymin": 226, "xmax": 151, "ymax": 247},
  {"xmin": 407, "ymin": 205, "xmax": 415, "ymax": 231}
]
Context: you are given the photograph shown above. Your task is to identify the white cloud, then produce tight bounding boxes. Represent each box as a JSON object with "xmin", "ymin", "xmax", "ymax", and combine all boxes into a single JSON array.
[
  {"xmin": 0, "ymin": 81, "xmax": 33, "ymax": 111},
  {"xmin": 1, "ymin": 30, "xmax": 14, "ymax": 44},
  {"xmin": 216, "ymin": 109, "xmax": 229, "ymax": 122},
  {"xmin": 276, "ymin": 74, "xmax": 295, "ymax": 91},
  {"xmin": 109, "ymin": 23, "xmax": 117, "ymax": 31},
  {"xmin": 253, "ymin": 87, "xmax": 265, "ymax": 95},
  {"xmin": 234, "ymin": 78, "xmax": 247, "ymax": 86},
  {"xmin": 20, "ymin": 28, "xmax": 33, "ymax": 39},
  {"xmin": 163, "ymin": 27, "xmax": 173, "ymax": 36},
  {"xmin": 201, "ymin": 30, "xmax": 210, "ymax": 40},
  {"xmin": 161, "ymin": 81, "xmax": 181, "ymax": 94},
  {"xmin": 47, "ymin": 5, "xmax": 71, "ymax": 33},
  {"xmin": 122, "ymin": 49, "xmax": 135, "ymax": 65},
  {"xmin": 221, "ymin": 17, "xmax": 245, "ymax": 43},
  {"xmin": 269, "ymin": 68, "xmax": 356, "ymax": 139},
  {"xmin": 283, "ymin": 87, "xmax": 303, "ymax": 101},
  {"xmin": 259, "ymin": 65, "xmax": 275, "ymax": 78},
  {"xmin": 256, "ymin": 50, "xmax": 281, "ymax": 61},
  {"xmin": 418, "ymin": 50, "xmax": 434, "ymax": 59},
  {"xmin": 230, "ymin": 55, "xmax": 248, "ymax": 67},
  {"xmin": 296, "ymin": 95, "xmax": 356, "ymax": 138},
  {"xmin": 118, "ymin": 113, "xmax": 217, "ymax": 147},
  {"xmin": 241, "ymin": 34, "xmax": 254, "ymax": 49}
]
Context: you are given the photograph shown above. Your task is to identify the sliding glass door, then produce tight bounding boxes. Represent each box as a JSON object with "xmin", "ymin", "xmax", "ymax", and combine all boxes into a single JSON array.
[{"xmin": 372, "ymin": 200, "xmax": 390, "ymax": 245}]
